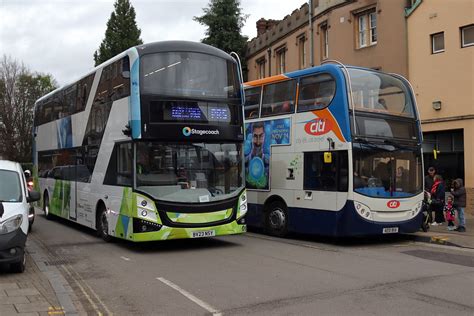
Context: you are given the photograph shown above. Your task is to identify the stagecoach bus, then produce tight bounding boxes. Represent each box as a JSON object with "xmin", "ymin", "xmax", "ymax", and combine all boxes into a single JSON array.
[
  {"xmin": 243, "ymin": 63, "xmax": 424, "ymax": 237},
  {"xmin": 33, "ymin": 41, "xmax": 247, "ymax": 242}
]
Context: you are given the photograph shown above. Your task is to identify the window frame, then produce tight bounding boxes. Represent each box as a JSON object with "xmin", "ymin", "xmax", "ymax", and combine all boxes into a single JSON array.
[
  {"xmin": 355, "ymin": 9, "xmax": 377, "ymax": 49},
  {"xmin": 320, "ymin": 23, "xmax": 329, "ymax": 60},
  {"xmin": 260, "ymin": 79, "xmax": 297, "ymax": 118},
  {"xmin": 461, "ymin": 24, "xmax": 474, "ymax": 48},
  {"xmin": 244, "ymin": 87, "xmax": 262, "ymax": 119},
  {"xmin": 296, "ymin": 73, "xmax": 337, "ymax": 113},
  {"xmin": 431, "ymin": 32, "xmax": 445, "ymax": 54},
  {"xmin": 297, "ymin": 34, "xmax": 307, "ymax": 69},
  {"xmin": 275, "ymin": 46, "xmax": 287, "ymax": 75},
  {"xmin": 256, "ymin": 57, "xmax": 266, "ymax": 79}
]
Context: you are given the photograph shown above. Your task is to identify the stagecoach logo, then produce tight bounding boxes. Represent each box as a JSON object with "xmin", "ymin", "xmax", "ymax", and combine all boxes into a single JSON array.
[
  {"xmin": 304, "ymin": 118, "xmax": 333, "ymax": 136},
  {"xmin": 182, "ymin": 127, "xmax": 192, "ymax": 136},
  {"xmin": 182, "ymin": 126, "xmax": 220, "ymax": 137},
  {"xmin": 387, "ymin": 200, "xmax": 401, "ymax": 209}
]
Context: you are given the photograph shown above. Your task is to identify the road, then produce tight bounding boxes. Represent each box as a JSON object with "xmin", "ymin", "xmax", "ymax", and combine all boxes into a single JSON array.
[{"xmin": 28, "ymin": 213, "xmax": 474, "ymax": 315}]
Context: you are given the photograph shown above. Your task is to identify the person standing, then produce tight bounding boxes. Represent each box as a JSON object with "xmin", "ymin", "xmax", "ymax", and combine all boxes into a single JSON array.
[
  {"xmin": 451, "ymin": 178, "xmax": 467, "ymax": 232},
  {"xmin": 424, "ymin": 167, "xmax": 436, "ymax": 192},
  {"xmin": 443, "ymin": 195, "xmax": 456, "ymax": 231},
  {"xmin": 430, "ymin": 174, "xmax": 446, "ymax": 225}
]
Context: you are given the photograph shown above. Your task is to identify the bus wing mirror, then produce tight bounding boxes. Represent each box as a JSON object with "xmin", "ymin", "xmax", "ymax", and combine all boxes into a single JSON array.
[{"xmin": 324, "ymin": 152, "xmax": 332, "ymax": 164}]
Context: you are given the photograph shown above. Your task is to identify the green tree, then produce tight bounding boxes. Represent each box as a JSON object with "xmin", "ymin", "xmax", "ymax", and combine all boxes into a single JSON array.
[
  {"xmin": 194, "ymin": 0, "xmax": 248, "ymax": 61},
  {"xmin": 94, "ymin": 0, "xmax": 143, "ymax": 66},
  {"xmin": 0, "ymin": 55, "xmax": 56, "ymax": 162}
]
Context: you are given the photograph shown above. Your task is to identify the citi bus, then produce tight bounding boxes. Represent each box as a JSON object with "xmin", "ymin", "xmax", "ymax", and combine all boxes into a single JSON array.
[
  {"xmin": 243, "ymin": 63, "xmax": 424, "ymax": 237},
  {"xmin": 33, "ymin": 41, "xmax": 247, "ymax": 242}
]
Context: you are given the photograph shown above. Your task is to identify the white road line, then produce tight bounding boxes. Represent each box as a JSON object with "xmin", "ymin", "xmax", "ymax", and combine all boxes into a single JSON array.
[
  {"xmin": 157, "ymin": 277, "xmax": 222, "ymax": 316},
  {"xmin": 120, "ymin": 256, "xmax": 131, "ymax": 261}
]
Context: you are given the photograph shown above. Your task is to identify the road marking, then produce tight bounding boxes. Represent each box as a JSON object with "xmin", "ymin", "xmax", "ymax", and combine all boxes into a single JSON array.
[
  {"xmin": 157, "ymin": 277, "xmax": 221, "ymax": 316},
  {"xmin": 63, "ymin": 264, "xmax": 113, "ymax": 315},
  {"xmin": 120, "ymin": 256, "xmax": 131, "ymax": 261}
]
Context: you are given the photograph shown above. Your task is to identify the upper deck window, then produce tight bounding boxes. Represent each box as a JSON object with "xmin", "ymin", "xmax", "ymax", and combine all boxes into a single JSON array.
[
  {"xmin": 261, "ymin": 80, "xmax": 296, "ymax": 117},
  {"xmin": 297, "ymin": 73, "xmax": 336, "ymax": 112},
  {"xmin": 244, "ymin": 87, "xmax": 261, "ymax": 119},
  {"xmin": 140, "ymin": 52, "xmax": 239, "ymax": 100},
  {"xmin": 348, "ymin": 69, "xmax": 415, "ymax": 118}
]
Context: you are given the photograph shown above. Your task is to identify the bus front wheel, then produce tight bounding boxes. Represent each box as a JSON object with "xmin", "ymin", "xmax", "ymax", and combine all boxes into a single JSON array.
[
  {"xmin": 97, "ymin": 205, "xmax": 113, "ymax": 242},
  {"xmin": 265, "ymin": 201, "xmax": 288, "ymax": 237}
]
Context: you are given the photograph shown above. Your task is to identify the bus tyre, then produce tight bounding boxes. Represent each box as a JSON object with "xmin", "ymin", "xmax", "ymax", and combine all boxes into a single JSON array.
[
  {"xmin": 265, "ymin": 201, "xmax": 288, "ymax": 237},
  {"xmin": 97, "ymin": 205, "xmax": 113, "ymax": 242},
  {"xmin": 43, "ymin": 194, "xmax": 53, "ymax": 220},
  {"xmin": 11, "ymin": 252, "xmax": 26, "ymax": 273}
]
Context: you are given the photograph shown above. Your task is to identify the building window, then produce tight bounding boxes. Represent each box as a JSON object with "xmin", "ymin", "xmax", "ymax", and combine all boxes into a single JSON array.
[
  {"xmin": 256, "ymin": 58, "xmax": 266, "ymax": 79},
  {"xmin": 461, "ymin": 24, "xmax": 474, "ymax": 48},
  {"xmin": 321, "ymin": 23, "xmax": 329, "ymax": 60},
  {"xmin": 275, "ymin": 47, "xmax": 286, "ymax": 74},
  {"xmin": 298, "ymin": 35, "xmax": 306, "ymax": 69},
  {"xmin": 356, "ymin": 9, "xmax": 377, "ymax": 48},
  {"xmin": 431, "ymin": 32, "xmax": 445, "ymax": 53}
]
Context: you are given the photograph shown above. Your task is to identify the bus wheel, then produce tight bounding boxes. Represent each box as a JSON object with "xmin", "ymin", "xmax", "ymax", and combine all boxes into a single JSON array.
[
  {"xmin": 97, "ymin": 205, "xmax": 113, "ymax": 242},
  {"xmin": 43, "ymin": 194, "xmax": 52, "ymax": 220},
  {"xmin": 265, "ymin": 201, "xmax": 288, "ymax": 237}
]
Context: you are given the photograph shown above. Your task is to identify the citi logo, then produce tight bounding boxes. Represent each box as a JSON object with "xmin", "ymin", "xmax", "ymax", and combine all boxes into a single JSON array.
[
  {"xmin": 304, "ymin": 118, "xmax": 333, "ymax": 136},
  {"xmin": 182, "ymin": 127, "xmax": 192, "ymax": 136},
  {"xmin": 387, "ymin": 200, "xmax": 400, "ymax": 209},
  {"xmin": 182, "ymin": 127, "xmax": 219, "ymax": 137}
]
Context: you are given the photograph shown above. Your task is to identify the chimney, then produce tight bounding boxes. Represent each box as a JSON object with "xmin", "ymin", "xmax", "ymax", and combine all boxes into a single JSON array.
[{"xmin": 256, "ymin": 18, "xmax": 280, "ymax": 36}]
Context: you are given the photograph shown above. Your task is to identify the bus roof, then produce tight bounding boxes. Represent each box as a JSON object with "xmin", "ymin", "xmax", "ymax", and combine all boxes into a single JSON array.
[{"xmin": 35, "ymin": 41, "xmax": 234, "ymax": 106}]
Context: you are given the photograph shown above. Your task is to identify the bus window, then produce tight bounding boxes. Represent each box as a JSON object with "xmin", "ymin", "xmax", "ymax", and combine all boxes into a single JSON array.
[
  {"xmin": 261, "ymin": 80, "xmax": 296, "ymax": 117},
  {"xmin": 244, "ymin": 87, "xmax": 261, "ymax": 119},
  {"xmin": 297, "ymin": 74, "xmax": 336, "ymax": 112},
  {"xmin": 75, "ymin": 73, "xmax": 95, "ymax": 113},
  {"xmin": 304, "ymin": 151, "xmax": 348, "ymax": 192},
  {"xmin": 104, "ymin": 143, "xmax": 132, "ymax": 187}
]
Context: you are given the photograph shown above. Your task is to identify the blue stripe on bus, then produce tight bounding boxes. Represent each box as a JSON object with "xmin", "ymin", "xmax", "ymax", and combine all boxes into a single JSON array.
[
  {"xmin": 247, "ymin": 201, "xmax": 422, "ymax": 237},
  {"xmin": 130, "ymin": 57, "xmax": 141, "ymax": 139},
  {"xmin": 285, "ymin": 64, "xmax": 352, "ymax": 142}
]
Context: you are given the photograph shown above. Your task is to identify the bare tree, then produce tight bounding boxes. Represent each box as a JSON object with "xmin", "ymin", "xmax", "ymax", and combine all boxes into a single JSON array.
[{"xmin": 0, "ymin": 55, "xmax": 56, "ymax": 162}]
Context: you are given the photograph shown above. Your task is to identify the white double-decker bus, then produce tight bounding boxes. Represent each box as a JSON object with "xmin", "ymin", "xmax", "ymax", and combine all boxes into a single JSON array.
[
  {"xmin": 243, "ymin": 63, "xmax": 424, "ymax": 237},
  {"xmin": 33, "ymin": 41, "xmax": 247, "ymax": 242}
]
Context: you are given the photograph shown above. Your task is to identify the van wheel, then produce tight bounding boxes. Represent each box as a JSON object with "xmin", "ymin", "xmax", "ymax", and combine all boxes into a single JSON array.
[
  {"xmin": 265, "ymin": 201, "xmax": 288, "ymax": 237},
  {"xmin": 97, "ymin": 205, "xmax": 113, "ymax": 242},
  {"xmin": 43, "ymin": 194, "xmax": 52, "ymax": 220},
  {"xmin": 11, "ymin": 252, "xmax": 26, "ymax": 273}
]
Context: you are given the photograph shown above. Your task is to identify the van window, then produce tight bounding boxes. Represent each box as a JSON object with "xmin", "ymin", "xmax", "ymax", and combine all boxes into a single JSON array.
[
  {"xmin": 0, "ymin": 170, "xmax": 22, "ymax": 202},
  {"xmin": 261, "ymin": 80, "xmax": 296, "ymax": 117}
]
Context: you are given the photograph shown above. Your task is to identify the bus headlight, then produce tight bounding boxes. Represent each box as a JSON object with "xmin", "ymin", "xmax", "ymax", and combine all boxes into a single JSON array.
[
  {"xmin": 354, "ymin": 201, "xmax": 373, "ymax": 220},
  {"xmin": 136, "ymin": 196, "xmax": 156, "ymax": 212},
  {"xmin": 237, "ymin": 192, "xmax": 248, "ymax": 221},
  {"xmin": 411, "ymin": 201, "xmax": 423, "ymax": 218},
  {"xmin": 0, "ymin": 214, "xmax": 23, "ymax": 235}
]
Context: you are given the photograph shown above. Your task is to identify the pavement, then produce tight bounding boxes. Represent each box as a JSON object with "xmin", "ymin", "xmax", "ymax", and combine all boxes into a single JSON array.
[
  {"xmin": 0, "ymin": 234, "xmax": 85, "ymax": 316},
  {"xmin": 411, "ymin": 214, "xmax": 474, "ymax": 249},
  {"xmin": 0, "ymin": 211, "xmax": 472, "ymax": 315}
]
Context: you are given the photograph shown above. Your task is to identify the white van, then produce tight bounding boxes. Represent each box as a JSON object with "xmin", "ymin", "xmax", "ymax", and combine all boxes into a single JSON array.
[{"xmin": 0, "ymin": 160, "xmax": 40, "ymax": 273}]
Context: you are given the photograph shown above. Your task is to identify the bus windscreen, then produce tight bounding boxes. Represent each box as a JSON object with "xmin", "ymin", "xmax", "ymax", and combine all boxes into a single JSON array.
[{"xmin": 141, "ymin": 52, "xmax": 240, "ymax": 100}]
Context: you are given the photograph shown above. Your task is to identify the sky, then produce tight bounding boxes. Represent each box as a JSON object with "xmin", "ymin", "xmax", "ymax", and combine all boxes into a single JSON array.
[{"xmin": 0, "ymin": 0, "xmax": 303, "ymax": 85}]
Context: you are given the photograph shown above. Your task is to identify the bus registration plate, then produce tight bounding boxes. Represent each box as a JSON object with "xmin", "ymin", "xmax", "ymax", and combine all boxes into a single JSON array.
[
  {"xmin": 192, "ymin": 230, "xmax": 216, "ymax": 238},
  {"xmin": 382, "ymin": 227, "xmax": 399, "ymax": 234}
]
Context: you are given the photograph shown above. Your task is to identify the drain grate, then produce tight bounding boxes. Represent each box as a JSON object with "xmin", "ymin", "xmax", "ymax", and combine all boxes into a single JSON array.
[{"xmin": 44, "ymin": 259, "xmax": 70, "ymax": 266}]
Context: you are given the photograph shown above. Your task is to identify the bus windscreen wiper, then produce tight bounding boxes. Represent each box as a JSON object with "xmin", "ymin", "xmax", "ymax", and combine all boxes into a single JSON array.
[
  {"xmin": 353, "ymin": 137, "xmax": 392, "ymax": 151},
  {"xmin": 383, "ymin": 139, "xmax": 418, "ymax": 150}
]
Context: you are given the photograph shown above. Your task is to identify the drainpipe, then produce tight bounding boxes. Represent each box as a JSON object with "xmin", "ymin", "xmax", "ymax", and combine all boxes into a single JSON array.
[{"xmin": 309, "ymin": 0, "xmax": 314, "ymax": 67}]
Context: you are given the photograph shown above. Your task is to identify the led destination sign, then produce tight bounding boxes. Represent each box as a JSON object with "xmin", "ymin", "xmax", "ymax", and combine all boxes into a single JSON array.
[{"xmin": 150, "ymin": 101, "xmax": 232, "ymax": 123}]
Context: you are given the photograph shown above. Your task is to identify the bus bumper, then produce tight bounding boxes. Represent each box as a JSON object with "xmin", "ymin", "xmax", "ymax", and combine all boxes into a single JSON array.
[{"xmin": 127, "ymin": 221, "xmax": 246, "ymax": 242}]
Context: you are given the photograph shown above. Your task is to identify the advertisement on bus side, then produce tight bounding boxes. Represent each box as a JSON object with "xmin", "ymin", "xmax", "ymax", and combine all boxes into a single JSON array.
[{"xmin": 244, "ymin": 118, "xmax": 290, "ymax": 190}]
